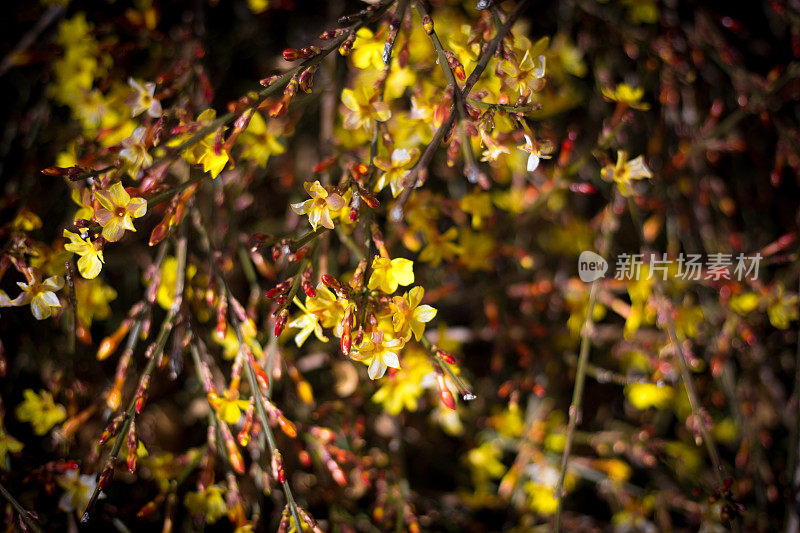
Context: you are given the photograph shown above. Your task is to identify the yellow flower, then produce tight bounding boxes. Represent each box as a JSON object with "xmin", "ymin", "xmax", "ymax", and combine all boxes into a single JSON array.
[
  {"xmin": 600, "ymin": 83, "xmax": 650, "ymax": 110},
  {"xmin": 215, "ymin": 318, "xmax": 263, "ymax": 360},
  {"xmin": 466, "ymin": 442, "xmax": 506, "ymax": 488},
  {"xmin": 372, "ymin": 348, "xmax": 433, "ymax": 414},
  {"xmin": 11, "ymin": 208, "xmax": 42, "ymax": 231},
  {"xmin": 500, "ymin": 50, "xmax": 546, "ymax": 98},
  {"xmin": 120, "ymin": 126, "xmax": 152, "ymax": 179},
  {"xmin": 185, "ymin": 484, "xmax": 227, "ymax": 524},
  {"xmin": 351, "ymin": 28, "xmax": 384, "ymax": 70},
  {"xmin": 305, "ymin": 283, "xmax": 347, "ymax": 333},
  {"xmin": 458, "ymin": 228, "xmax": 494, "ymax": 271},
  {"xmin": 523, "ymin": 463, "xmax": 575, "ymax": 515},
  {"xmin": 0, "ymin": 418, "xmax": 22, "ymax": 469},
  {"xmin": 155, "ymin": 256, "xmax": 197, "ymax": 310},
  {"xmin": 730, "ymin": 292, "xmax": 759, "ymax": 315},
  {"xmin": 71, "ymin": 188, "xmax": 94, "ymax": 222},
  {"xmin": 624, "ymin": 383, "xmax": 674, "ymax": 410},
  {"xmin": 341, "ymin": 85, "xmax": 391, "ymax": 130},
  {"xmin": 367, "ymin": 256, "xmax": 414, "ymax": 294},
  {"xmin": 601, "ymin": 150, "xmax": 653, "ymax": 197},
  {"xmin": 57, "ymin": 470, "xmax": 100, "ymax": 514},
  {"xmin": 2, "ymin": 273, "xmax": 64, "ymax": 320},
  {"xmin": 419, "ymin": 227, "xmax": 461, "ymax": 267},
  {"xmin": 594, "ymin": 458, "xmax": 632, "ymax": 483},
  {"xmin": 389, "ymin": 286, "xmax": 437, "ymax": 341},
  {"xmin": 15, "ymin": 389, "xmax": 67, "ymax": 435},
  {"xmin": 63, "ymin": 229, "xmax": 104, "ymax": 279},
  {"xmin": 480, "ymin": 132, "xmax": 511, "ymax": 162},
  {"xmin": 75, "ymin": 278, "xmax": 117, "ymax": 327},
  {"xmin": 374, "ymin": 148, "xmax": 419, "ymax": 198},
  {"xmin": 767, "ymin": 284, "xmax": 798, "ymax": 329},
  {"xmin": 247, "ymin": 0, "xmax": 269, "ymax": 14},
  {"xmin": 126, "ymin": 77, "xmax": 162, "ymax": 118},
  {"xmin": 94, "ymin": 182, "xmax": 147, "ymax": 242},
  {"xmin": 291, "ymin": 180, "xmax": 346, "ymax": 231},
  {"xmin": 459, "ymin": 190, "xmax": 493, "ymax": 228},
  {"xmin": 208, "ymin": 389, "xmax": 250, "ymax": 425},
  {"xmin": 173, "ymin": 109, "xmax": 230, "ymax": 178},
  {"xmin": 350, "ymin": 329, "xmax": 404, "ymax": 380},
  {"xmin": 287, "ymin": 297, "xmax": 329, "ymax": 347},
  {"xmin": 240, "ymin": 112, "xmax": 286, "ymax": 167}
]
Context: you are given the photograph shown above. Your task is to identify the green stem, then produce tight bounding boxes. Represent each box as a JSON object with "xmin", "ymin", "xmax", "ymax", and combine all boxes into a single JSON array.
[
  {"xmin": 554, "ymin": 195, "xmax": 619, "ymax": 531},
  {"xmin": 0, "ymin": 480, "xmax": 42, "ymax": 533},
  {"xmin": 82, "ymin": 234, "xmax": 187, "ymax": 522}
]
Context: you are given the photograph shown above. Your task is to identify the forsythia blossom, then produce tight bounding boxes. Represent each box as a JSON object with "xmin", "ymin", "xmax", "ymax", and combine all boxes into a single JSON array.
[
  {"xmin": 601, "ymin": 150, "xmax": 653, "ymax": 197},
  {"xmin": 368, "ymin": 256, "xmax": 414, "ymax": 294},
  {"xmin": 64, "ymin": 230, "xmax": 104, "ymax": 279},
  {"xmin": 291, "ymin": 180, "xmax": 345, "ymax": 231},
  {"xmin": 94, "ymin": 182, "xmax": 147, "ymax": 242}
]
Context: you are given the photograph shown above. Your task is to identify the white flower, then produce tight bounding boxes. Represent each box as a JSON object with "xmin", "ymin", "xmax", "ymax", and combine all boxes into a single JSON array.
[
  {"xmin": 120, "ymin": 127, "xmax": 152, "ymax": 179},
  {"xmin": 518, "ymin": 134, "xmax": 554, "ymax": 173},
  {"xmin": 127, "ymin": 78, "xmax": 162, "ymax": 118}
]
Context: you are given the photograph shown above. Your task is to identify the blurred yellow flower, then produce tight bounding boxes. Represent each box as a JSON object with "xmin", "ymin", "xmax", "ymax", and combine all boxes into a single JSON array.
[{"xmin": 15, "ymin": 389, "xmax": 67, "ymax": 435}]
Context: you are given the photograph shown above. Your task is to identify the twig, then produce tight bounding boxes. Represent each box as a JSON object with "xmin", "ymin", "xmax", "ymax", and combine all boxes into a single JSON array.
[
  {"xmin": 0, "ymin": 5, "xmax": 64, "ymax": 77},
  {"xmin": 554, "ymin": 195, "xmax": 620, "ymax": 531},
  {"xmin": 0, "ymin": 480, "xmax": 43, "ymax": 533},
  {"xmin": 81, "ymin": 233, "xmax": 187, "ymax": 522}
]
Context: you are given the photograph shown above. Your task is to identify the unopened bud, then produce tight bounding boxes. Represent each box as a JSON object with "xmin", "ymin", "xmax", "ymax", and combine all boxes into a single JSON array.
[
  {"xmin": 338, "ymin": 32, "xmax": 356, "ymax": 56},
  {"xmin": 271, "ymin": 449, "xmax": 286, "ymax": 483},
  {"xmin": 97, "ymin": 323, "xmax": 130, "ymax": 361},
  {"xmin": 274, "ymin": 309, "xmax": 289, "ymax": 337},
  {"xmin": 422, "ymin": 15, "xmax": 434, "ymax": 34},
  {"xmin": 437, "ymin": 374, "xmax": 456, "ymax": 410}
]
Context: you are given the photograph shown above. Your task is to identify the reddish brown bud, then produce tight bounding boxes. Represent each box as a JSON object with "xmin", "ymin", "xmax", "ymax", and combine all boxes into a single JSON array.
[
  {"xmin": 274, "ymin": 309, "xmax": 289, "ymax": 337},
  {"xmin": 299, "ymin": 66, "xmax": 316, "ymax": 93},
  {"xmin": 338, "ymin": 32, "xmax": 356, "ymax": 56},
  {"xmin": 148, "ymin": 217, "xmax": 171, "ymax": 247},
  {"xmin": 282, "ymin": 48, "xmax": 300, "ymax": 61},
  {"xmin": 98, "ymin": 463, "xmax": 115, "ymax": 491},
  {"xmin": 259, "ymin": 75, "xmax": 279, "ymax": 87},
  {"xmin": 42, "ymin": 166, "xmax": 69, "ymax": 176},
  {"xmin": 320, "ymin": 274, "xmax": 341, "ymax": 290},
  {"xmin": 99, "ymin": 414, "xmax": 124, "ymax": 446}
]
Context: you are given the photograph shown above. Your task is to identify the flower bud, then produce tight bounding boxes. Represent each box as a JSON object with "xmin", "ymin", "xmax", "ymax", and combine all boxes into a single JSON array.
[
  {"xmin": 99, "ymin": 414, "xmax": 124, "ymax": 446},
  {"xmin": 274, "ymin": 309, "xmax": 289, "ymax": 337},
  {"xmin": 148, "ymin": 216, "xmax": 171, "ymax": 247},
  {"xmin": 436, "ymin": 374, "xmax": 456, "ymax": 410},
  {"xmin": 42, "ymin": 166, "xmax": 69, "ymax": 176},
  {"xmin": 282, "ymin": 48, "xmax": 301, "ymax": 61},
  {"xmin": 226, "ymin": 438, "xmax": 245, "ymax": 474},
  {"xmin": 271, "ymin": 449, "xmax": 286, "ymax": 483},
  {"xmin": 277, "ymin": 414, "xmax": 297, "ymax": 438},
  {"xmin": 97, "ymin": 323, "xmax": 131, "ymax": 361},
  {"xmin": 338, "ymin": 32, "xmax": 356, "ymax": 56},
  {"xmin": 422, "ymin": 14, "xmax": 434, "ymax": 34}
]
